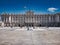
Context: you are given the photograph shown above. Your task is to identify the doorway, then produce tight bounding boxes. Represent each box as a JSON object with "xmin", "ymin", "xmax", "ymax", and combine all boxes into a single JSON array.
[{"xmin": 25, "ymin": 23, "xmax": 34, "ymax": 27}]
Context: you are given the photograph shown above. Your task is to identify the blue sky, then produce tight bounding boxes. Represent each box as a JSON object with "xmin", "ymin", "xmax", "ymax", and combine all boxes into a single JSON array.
[{"xmin": 0, "ymin": 0, "xmax": 60, "ymax": 14}]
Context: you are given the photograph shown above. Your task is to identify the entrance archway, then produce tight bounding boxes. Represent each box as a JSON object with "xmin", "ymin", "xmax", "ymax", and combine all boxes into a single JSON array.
[
  {"xmin": 25, "ymin": 23, "xmax": 34, "ymax": 27},
  {"xmin": 18, "ymin": 24, "xmax": 20, "ymax": 27}
]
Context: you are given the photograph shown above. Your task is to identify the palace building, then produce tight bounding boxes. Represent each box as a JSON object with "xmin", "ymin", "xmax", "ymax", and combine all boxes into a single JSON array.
[{"xmin": 0, "ymin": 11, "xmax": 60, "ymax": 27}]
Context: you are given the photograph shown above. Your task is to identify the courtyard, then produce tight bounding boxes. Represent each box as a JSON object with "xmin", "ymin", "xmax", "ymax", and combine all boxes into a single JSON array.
[{"xmin": 0, "ymin": 27, "xmax": 60, "ymax": 45}]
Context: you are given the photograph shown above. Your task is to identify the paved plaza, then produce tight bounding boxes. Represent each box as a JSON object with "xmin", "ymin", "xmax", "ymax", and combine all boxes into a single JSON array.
[{"xmin": 0, "ymin": 27, "xmax": 60, "ymax": 45}]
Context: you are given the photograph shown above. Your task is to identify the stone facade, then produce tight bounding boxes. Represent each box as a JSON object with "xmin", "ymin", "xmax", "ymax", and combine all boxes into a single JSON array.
[{"xmin": 0, "ymin": 11, "xmax": 60, "ymax": 27}]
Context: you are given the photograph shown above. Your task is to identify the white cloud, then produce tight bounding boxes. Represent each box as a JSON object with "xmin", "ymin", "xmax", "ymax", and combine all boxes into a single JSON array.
[
  {"xmin": 24, "ymin": 6, "xmax": 27, "ymax": 8},
  {"xmin": 48, "ymin": 7, "xmax": 58, "ymax": 12}
]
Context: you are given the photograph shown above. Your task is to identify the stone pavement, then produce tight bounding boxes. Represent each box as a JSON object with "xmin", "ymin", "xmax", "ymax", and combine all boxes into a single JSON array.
[{"xmin": 0, "ymin": 28, "xmax": 60, "ymax": 45}]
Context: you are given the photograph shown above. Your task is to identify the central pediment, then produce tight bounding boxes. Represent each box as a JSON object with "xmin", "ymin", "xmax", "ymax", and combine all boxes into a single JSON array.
[{"xmin": 26, "ymin": 10, "xmax": 34, "ymax": 15}]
